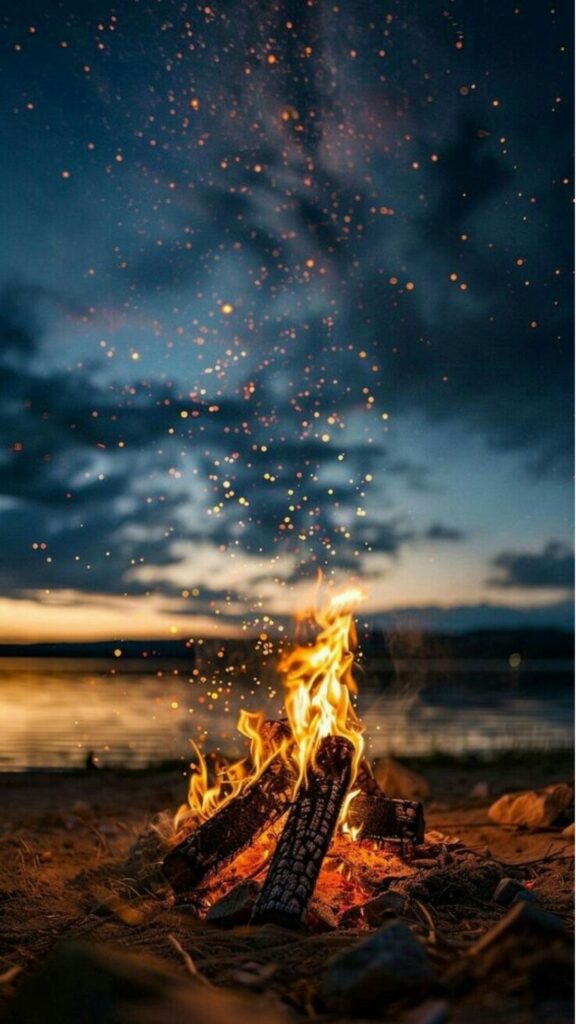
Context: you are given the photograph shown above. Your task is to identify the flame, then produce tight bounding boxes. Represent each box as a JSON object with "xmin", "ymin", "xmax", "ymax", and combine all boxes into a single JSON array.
[
  {"xmin": 281, "ymin": 582, "xmax": 366, "ymax": 792},
  {"xmin": 174, "ymin": 709, "xmax": 273, "ymax": 832},
  {"xmin": 175, "ymin": 580, "xmax": 366, "ymax": 835}
]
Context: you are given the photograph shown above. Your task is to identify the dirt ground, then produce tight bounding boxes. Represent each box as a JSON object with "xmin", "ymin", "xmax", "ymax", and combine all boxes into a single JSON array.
[{"xmin": 0, "ymin": 755, "xmax": 573, "ymax": 1023}]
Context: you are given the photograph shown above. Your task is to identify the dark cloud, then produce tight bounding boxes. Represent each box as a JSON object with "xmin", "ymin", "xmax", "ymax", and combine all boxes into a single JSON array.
[
  {"xmin": 489, "ymin": 541, "xmax": 574, "ymax": 590},
  {"xmin": 0, "ymin": 0, "xmax": 571, "ymax": 632},
  {"xmin": 425, "ymin": 523, "xmax": 466, "ymax": 543},
  {"xmin": 0, "ymin": 283, "xmax": 420, "ymax": 598}
]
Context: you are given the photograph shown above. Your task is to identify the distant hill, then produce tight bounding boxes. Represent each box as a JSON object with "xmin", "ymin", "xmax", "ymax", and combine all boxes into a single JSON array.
[
  {"xmin": 365, "ymin": 627, "xmax": 575, "ymax": 662},
  {"xmin": 0, "ymin": 628, "xmax": 572, "ymax": 662},
  {"xmin": 0, "ymin": 639, "xmax": 195, "ymax": 660}
]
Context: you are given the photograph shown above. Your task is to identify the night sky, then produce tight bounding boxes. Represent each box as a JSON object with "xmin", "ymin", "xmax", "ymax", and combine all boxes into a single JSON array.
[{"xmin": 0, "ymin": 0, "xmax": 573, "ymax": 641}]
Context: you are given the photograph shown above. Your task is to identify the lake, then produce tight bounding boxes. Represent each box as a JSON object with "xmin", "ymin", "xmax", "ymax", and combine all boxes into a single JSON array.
[{"xmin": 0, "ymin": 657, "xmax": 573, "ymax": 770}]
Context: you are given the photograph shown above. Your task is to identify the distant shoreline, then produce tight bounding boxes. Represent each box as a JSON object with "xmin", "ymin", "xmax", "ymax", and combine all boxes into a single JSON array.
[{"xmin": 0, "ymin": 628, "xmax": 573, "ymax": 661}]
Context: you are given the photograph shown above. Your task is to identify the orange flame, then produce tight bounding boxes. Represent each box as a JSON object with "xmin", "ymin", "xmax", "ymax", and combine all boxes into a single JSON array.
[
  {"xmin": 175, "ymin": 580, "xmax": 366, "ymax": 835},
  {"xmin": 281, "ymin": 582, "xmax": 365, "ymax": 791},
  {"xmin": 174, "ymin": 709, "xmax": 273, "ymax": 831}
]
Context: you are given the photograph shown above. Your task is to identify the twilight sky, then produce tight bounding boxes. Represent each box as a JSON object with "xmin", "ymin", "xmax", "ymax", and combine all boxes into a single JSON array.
[{"xmin": 0, "ymin": 0, "xmax": 573, "ymax": 641}]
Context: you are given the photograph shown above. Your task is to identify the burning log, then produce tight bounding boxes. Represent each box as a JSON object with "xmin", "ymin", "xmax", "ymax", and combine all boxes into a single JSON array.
[
  {"xmin": 251, "ymin": 735, "xmax": 354, "ymax": 928},
  {"xmin": 347, "ymin": 792, "xmax": 425, "ymax": 845},
  {"xmin": 163, "ymin": 723, "xmax": 293, "ymax": 893}
]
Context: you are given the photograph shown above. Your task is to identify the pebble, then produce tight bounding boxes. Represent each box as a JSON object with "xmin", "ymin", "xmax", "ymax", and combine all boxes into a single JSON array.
[
  {"xmin": 488, "ymin": 784, "xmax": 573, "ymax": 829},
  {"xmin": 206, "ymin": 879, "xmax": 261, "ymax": 927},
  {"xmin": 320, "ymin": 920, "xmax": 438, "ymax": 1015},
  {"xmin": 402, "ymin": 998, "xmax": 450, "ymax": 1024},
  {"xmin": 360, "ymin": 891, "xmax": 406, "ymax": 927},
  {"xmin": 305, "ymin": 897, "xmax": 339, "ymax": 932},
  {"xmin": 493, "ymin": 877, "xmax": 537, "ymax": 907}
]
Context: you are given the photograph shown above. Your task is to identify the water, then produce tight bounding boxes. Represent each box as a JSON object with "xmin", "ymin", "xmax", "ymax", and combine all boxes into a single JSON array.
[{"xmin": 0, "ymin": 658, "xmax": 573, "ymax": 770}]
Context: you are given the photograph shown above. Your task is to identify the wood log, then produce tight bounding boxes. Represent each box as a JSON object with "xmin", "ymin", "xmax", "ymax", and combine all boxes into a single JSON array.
[
  {"xmin": 251, "ymin": 735, "xmax": 354, "ymax": 928},
  {"xmin": 356, "ymin": 759, "xmax": 381, "ymax": 795},
  {"xmin": 347, "ymin": 792, "xmax": 425, "ymax": 844},
  {"xmin": 163, "ymin": 723, "xmax": 293, "ymax": 893}
]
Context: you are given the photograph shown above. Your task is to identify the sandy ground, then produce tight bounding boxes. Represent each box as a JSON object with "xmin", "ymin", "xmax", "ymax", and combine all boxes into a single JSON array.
[{"xmin": 0, "ymin": 756, "xmax": 573, "ymax": 1022}]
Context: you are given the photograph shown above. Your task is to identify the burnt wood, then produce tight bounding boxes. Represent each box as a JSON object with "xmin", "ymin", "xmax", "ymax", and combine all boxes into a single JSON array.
[
  {"xmin": 163, "ymin": 723, "xmax": 293, "ymax": 893},
  {"xmin": 251, "ymin": 735, "xmax": 354, "ymax": 928},
  {"xmin": 347, "ymin": 792, "xmax": 425, "ymax": 844},
  {"xmin": 356, "ymin": 759, "xmax": 381, "ymax": 795}
]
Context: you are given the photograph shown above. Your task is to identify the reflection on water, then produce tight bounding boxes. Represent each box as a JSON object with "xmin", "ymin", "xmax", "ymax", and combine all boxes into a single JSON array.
[{"xmin": 0, "ymin": 658, "xmax": 573, "ymax": 770}]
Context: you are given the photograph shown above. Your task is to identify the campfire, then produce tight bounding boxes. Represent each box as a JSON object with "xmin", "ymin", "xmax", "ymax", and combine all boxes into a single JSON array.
[{"xmin": 162, "ymin": 584, "xmax": 424, "ymax": 927}]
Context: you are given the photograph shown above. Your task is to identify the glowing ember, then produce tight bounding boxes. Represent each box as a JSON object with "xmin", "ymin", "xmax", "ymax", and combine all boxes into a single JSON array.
[{"xmin": 165, "ymin": 580, "xmax": 425, "ymax": 923}]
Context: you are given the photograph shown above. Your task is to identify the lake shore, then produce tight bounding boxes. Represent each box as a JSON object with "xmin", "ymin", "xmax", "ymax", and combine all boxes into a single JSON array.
[{"xmin": 0, "ymin": 753, "xmax": 573, "ymax": 1024}]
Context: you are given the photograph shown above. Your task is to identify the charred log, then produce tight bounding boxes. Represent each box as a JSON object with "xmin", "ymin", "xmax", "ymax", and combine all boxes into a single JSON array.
[
  {"xmin": 356, "ymin": 759, "xmax": 381, "ymax": 795},
  {"xmin": 251, "ymin": 735, "xmax": 354, "ymax": 928},
  {"xmin": 163, "ymin": 723, "xmax": 293, "ymax": 893},
  {"xmin": 347, "ymin": 792, "xmax": 425, "ymax": 844}
]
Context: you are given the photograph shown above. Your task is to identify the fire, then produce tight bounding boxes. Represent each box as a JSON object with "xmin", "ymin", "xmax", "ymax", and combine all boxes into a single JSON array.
[
  {"xmin": 174, "ymin": 709, "xmax": 282, "ymax": 831},
  {"xmin": 281, "ymin": 583, "xmax": 365, "ymax": 791},
  {"xmin": 175, "ymin": 581, "xmax": 366, "ymax": 834}
]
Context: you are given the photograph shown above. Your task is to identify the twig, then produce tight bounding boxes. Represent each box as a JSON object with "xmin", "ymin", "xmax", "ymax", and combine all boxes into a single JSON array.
[
  {"xmin": 0, "ymin": 965, "xmax": 23, "ymax": 986},
  {"xmin": 167, "ymin": 934, "xmax": 213, "ymax": 987},
  {"xmin": 411, "ymin": 898, "xmax": 437, "ymax": 944}
]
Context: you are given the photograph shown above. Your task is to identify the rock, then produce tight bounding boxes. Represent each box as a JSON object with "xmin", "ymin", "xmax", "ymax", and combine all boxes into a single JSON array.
[
  {"xmin": 338, "ymin": 904, "xmax": 368, "ymax": 930},
  {"xmin": 206, "ymin": 880, "xmax": 260, "ymax": 927},
  {"xmin": 373, "ymin": 758, "xmax": 431, "ymax": 800},
  {"xmin": 320, "ymin": 920, "xmax": 438, "ymax": 1015},
  {"xmin": 360, "ymin": 891, "xmax": 407, "ymax": 927},
  {"xmin": 446, "ymin": 900, "xmax": 570, "ymax": 994},
  {"xmin": 401, "ymin": 998, "xmax": 450, "ymax": 1024},
  {"xmin": 71, "ymin": 800, "xmax": 94, "ymax": 818},
  {"xmin": 488, "ymin": 783, "xmax": 573, "ymax": 829},
  {"xmin": 493, "ymin": 877, "xmax": 537, "ymax": 907},
  {"xmin": 470, "ymin": 781, "xmax": 490, "ymax": 800},
  {"xmin": 230, "ymin": 961, "xmax": 278, "ymax": 989},
  {"xmin": 446, "ymin": 902, "xmax": 573, "ymax": 1019},
  {"xmin": 305, "ymin": 897, "xmax": 339, "ymax": 932},
  {"xmin": 562, "ymin": 821, "xmax": 575, "ymax": 839},
  {"xmin": 10, "ymin": 940, "xmax": 291, "ymax": 1024}
]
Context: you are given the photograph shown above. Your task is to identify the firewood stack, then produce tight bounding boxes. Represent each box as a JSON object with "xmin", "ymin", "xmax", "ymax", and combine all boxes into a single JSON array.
[{"xmin": 163, "ymin": 721, "xmax": 425, "ymax": 927}]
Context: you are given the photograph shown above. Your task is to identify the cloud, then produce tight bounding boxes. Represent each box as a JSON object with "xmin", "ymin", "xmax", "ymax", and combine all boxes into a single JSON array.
[
  {"xmin": 0, "ymin": 283, "xmax": 421, "ymax": 600},
  {"xmin": 489, "ymin": 541, "xmax": 574, "ymax": 590},
  {"xmin": 424, "ymin": 523, "xmax": 466, "ymax": 543},
  {"xmin": 0, "ymin": 0, "xmax": 572, "ymax": 633}
]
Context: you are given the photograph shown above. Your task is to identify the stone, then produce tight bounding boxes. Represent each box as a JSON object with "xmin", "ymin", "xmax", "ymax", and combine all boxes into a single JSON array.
[
  {"xmin": 71, "ymin": 800, "xmax": 94, "ymax": 818},
  {"xmin": 488, "ymin": 783, "xmax": 573, "ymax": 829},
  {"xmin": 338, "ymin": 904, "xmax": 368, "ymax": 930},
  {"xmin": 446, "ymin": 900, "xmax": 570, "ymax": 996},
  {"xmin": 320, "ymin": 920, "xmax": 438, "ymax": 1015},
  {"xmin": 493, "ymin": 877, "xmax": 537, "ymax": 907},
  {"xmin": 401, "ymin": 998, "xmax": 450, "ymax": 1024},
  {"xmin": 562, "ymin": 821, "xmax": 575, "ymax": 839},
  {"xmin": 373, "ymin": 758, "xmax": 431, "ymax": 800},
  {"xmin": 10, "ymin": 940, "xmax": 291, "ymax": 1024},
  {"xmin": 305, "ymin": 897, "xmax": 339, "ymax": 932},
  {"xmin": 360, "ymin": 890, "xmax": 406, "ymax": 926},
  {"xmin": 206, "ymin": 879, "xmax": 260, "ymax": 927}
]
